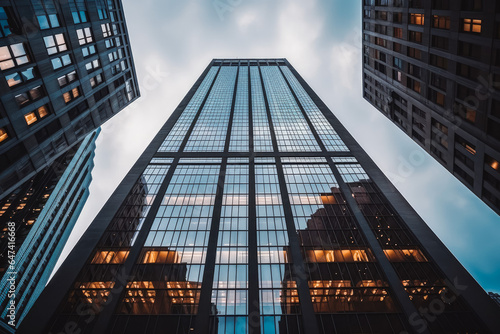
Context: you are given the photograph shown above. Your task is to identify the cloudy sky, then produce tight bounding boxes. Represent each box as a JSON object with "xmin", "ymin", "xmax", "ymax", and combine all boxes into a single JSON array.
[{"xmin": 54, "ymin": 0, "xmax": 500, "ymax": 293}]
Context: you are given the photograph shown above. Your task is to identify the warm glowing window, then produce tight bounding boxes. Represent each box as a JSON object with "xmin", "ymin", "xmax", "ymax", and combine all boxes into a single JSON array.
[
  {"xmin": 384, "ymin": 249, "xmax": 427, "ymax": 262},
  {"xmin": 485, "ymin": 155, "xmax": 499, "ymax": 171},
  {"xmin": 37, "ymin": 105, "xmax": 49, "ymax": 118},
  {"xmin": 462, "ymin": 18, "xmax": 481, "ymax": 33},
  {"xmin": 410, "ymin": 13, "xmax": 424, "ymax": 25},
  {"xmin": 91, "ymin": 250, "xmax": 129, "ymax": 264},
  {"xmin": 141, "ymin": 250, "xmax": 180, "ymax": 264},
  {"xmin": 24, "ymin": 112, "xmax": 37, "ymax": 125},
  {"xmin": 0, "ymin": 128, "xmax": 8, "ymax": 143},
  {"xmin": 306, "ymin": 249, "xmax": 374, "ymax": 263},
  {"xmin": 63, "ymin": 86, "xmax": 80, "ymax": 104}
]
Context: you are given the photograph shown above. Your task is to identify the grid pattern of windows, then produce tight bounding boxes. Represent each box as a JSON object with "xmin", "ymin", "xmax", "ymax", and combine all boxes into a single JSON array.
[
  {"xmin": 281, "ymin": 66, "xmax": 349, "ymax": 152},
  {"xmin": 337, "ymin": 164, "xmax": 486, "ymax": 333},
  {"xmin": 283, "ymin": 162, "xmax": 405, "ymax": 332},
  {"xmin": 211, "ymin": 164, "xmax": 249, "ymax": 332},
  {"xmin": 158, "ymin": 67, "xmax": 219, "ymax": 152},
  {"xmin": 184, "ymin": 67, "xmax": 237, "ymax": 152},
  {"xmin": 251, "ymin": 66, "xmax": 273, "ymax": 152},
  {"xmin": 113, "ymin": 164, "xmax": 221, "ymax": 331},
  {"xmin": 261, "ymin": 66, "xmax": 321, "ymax": 152},
  {"xmin": 229, "ymin": 67, "xmax": 249, "ymax": 152},
  {"xmin": 46, "ymin": 162, "xmax": 170, "ymax": 332},
  {"xmin": 255, "ymin": 162, "xmax": 303, "ymax": 333}
]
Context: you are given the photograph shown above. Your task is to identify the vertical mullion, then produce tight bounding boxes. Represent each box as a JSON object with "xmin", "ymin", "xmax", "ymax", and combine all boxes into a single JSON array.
[
  {"xmin": 224, "ymin": 63, "xmax": 240, "ymax": 152},
  {"xmin": 258, "ymin": 64, "xmax": 321, "ymax": 334},
  {"xmin": 278, "ymin": 64, "xmax": 428, "ymax": 334}
]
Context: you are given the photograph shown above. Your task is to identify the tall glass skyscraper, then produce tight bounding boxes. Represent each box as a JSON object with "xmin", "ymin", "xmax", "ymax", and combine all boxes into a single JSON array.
[{"xmin": 20, "ymin": 59, "xmax": 500, "ymax": 334}]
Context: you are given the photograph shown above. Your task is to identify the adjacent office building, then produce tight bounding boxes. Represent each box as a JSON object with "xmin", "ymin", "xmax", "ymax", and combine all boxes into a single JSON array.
[
  {"xmin": 0, "ymin": 129, "xmax": 99, "ymax": 332},
  {"xmin": 19, "ymin": 59, "xmax": 500, "ymax": 334},
  {"xmin": 362, "ymin": 0, "xmax": 500, "ymax": 214},
  {"xmin": 0, "ymin": 0, "xmax": 139, "ymax": 200}
]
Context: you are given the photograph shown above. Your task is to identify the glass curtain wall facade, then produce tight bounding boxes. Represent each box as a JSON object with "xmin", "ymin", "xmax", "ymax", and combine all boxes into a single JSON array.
[{"xmin": 19, "ymin": 59, "xmax": 500, "ymax": 334}]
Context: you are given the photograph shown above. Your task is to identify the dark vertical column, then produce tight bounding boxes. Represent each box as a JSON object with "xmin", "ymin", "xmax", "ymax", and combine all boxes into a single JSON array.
[
  {"xmin": 194, "ymin": 64, "xmax": 239, "ymax": 334},
  {"xmin": 257, "ymin": 64, "xmax": 320, "ymax": 334},
  {"xmin": 92, "ymin": 66, "xmax": 224, "ymax": 334},
  {"xmin": 277, "ymin": 65, "xmax": 429, "ymax": 334},
  {"xmin": 247, "ymin": 64, "xmax": 260, "ymax": 334}
]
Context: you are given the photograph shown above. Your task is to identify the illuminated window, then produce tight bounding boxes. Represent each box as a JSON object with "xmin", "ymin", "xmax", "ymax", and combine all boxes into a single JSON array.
[
  {"xmin": 43, "ymin": 34, "xmax": 67, "ymax": 55},
  {"xmin": 462, "ymin": 18, "xmax": 481, "ymax": 33},
  {"xmin": 91, "ymin": 250, "xmax": 129, "ymax": 264},
  {"xmin": 101, "ymin": 23, "xmax": 112, "ymax": 37},
  {"xmin": 485, "ymin": 155, "xmax": 499, "ymax": 172},
  {"xmin": 410, "ymin": 13, "xmax": 424, "ymax": 25},
  {"xmin": 24, "ymin": 105, "xmax": 49, "ymax": 126},
  {"xmin": 306, "ymin": 249, "xmax": 374, "ymax": 263},
  {"xmin": 433, "ymin": 15, "xmax": 450, "ymax": 29},
  {"xmin": 0, "ymin": 128, "xmax": 8, "ymax": 143},
  {"xmin": 384, "ymin": 249, "xmax": 427, "ymax": 262},
  {"xmin": 63, "ymin": 87, "xmax": 80, "ymax": 104},
  {"xmin": 76, "ymin": 27, "xmax": 93, "ymax": 45},
  {"xmin": 0, "ymin": 43, "xmax": 30, "ymax": 71}
]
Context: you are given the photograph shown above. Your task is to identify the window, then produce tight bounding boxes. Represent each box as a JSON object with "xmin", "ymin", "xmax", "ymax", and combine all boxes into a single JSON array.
[
  {"xmin": 37, "ymin": 14, "xmax": 59, "ymax": 30},
  {"xmin": 5, "ymin": 67, "xmax": 36, "ymax": 87},
  {"xmin": 409, "ymin": 31, "xmax": 423, "ymax": 43},
  {"xmin": 487, "ymin": 119, "xmax": 500, "ymax": 142},
  {"xmin": 431, "ymin": 35, "xmax": 449, "ymax": 50},
  {"xmin": 15, "ymin": 85, "xmax": 45, "ymax": 107},
  {"xmin": 407, "ymin": 77, "xmax": 421, "ymax": 93},
  {"xmin": 24, "ymin": 105, "xmax": 49, "ymax": 126},
  {"xmin": 63, "ymin": 87, "xmax": 80, "ymax": 104},
  {"xmin": 93, "ymin": 86, "xmax": 109, "ymax": 102},
  {"xmin": 408, "ymin": 47, "xmax": 421, "ymax": 59},
  {"xmin": 428, "ymin": 88, "xmax": 445, "ymax": 107},
  {"xmin": 430, "ymin": 73, "xmax": 447, "ymax": 90},
  {"xmin": 57, "ymin": 70, "xmax": 78, "ymax": 87},
  {"xmin": 456, "ymin": 134, "xmax": 476, "ymax": 155},
  {"xmin": 432, "ymin": 0, "xmax": 450, "ymax": 10},
  {"xmin": 0, "ymin": 128, "xmax": 8, "ymax": 143},
  {"xmin": 461, "ymin": 0, "xmax": 482, "ymax": 11},
  {"xmin": 76, "ymin": 28, "xmax": 93, "ymax": 45},
  {"xmin": 108, "ymin": 51, "xmax": 118, "ymax": 62},
  {"xmin": 90, "ymin": 73, "xmax": 104, "ymax": 88},
  {"xmin": 376, "ymin": 11, "xmax": 387, "ymax": 20},
  {"xmin": 0, "ymin": 7, "xmax": 15, "ymax": 37},
  {"xmin": 462, "ymin": 18, "xmax": 481, "ymax": 33},
  {"xmin": 485, "ymin": 155, "xmax": 500, "ymax": 172},
  {"xmin": 393, "ymin": 57, "xmax": 403, "ymax": 70},
  {"xmin": 457, "ymin": 62, "xmax": 481, "ymax": 80},
  {"xmin": 82, "ymin": 45, "xmax": 96, "ymax": 58},
  {"xmin": 72, "ymin": 11, "xmax": 87, "ymax": 24},
  {"xmin": 43, "ymin": 34, "xmax": 67, "ymax": 55},
  {"xmin": 101, "ymin": 23, "xmax": 112, "ymax": 37},
  {"xmin": 105, "ymin": 38, "xmax": 116, "ymax": 49},
  {"xmin": 433, "ymin": 15, "xmax": 450, "ymax": 29},
  {"xmin": 393, "ymin": 12, "xmax": 402, "ymax": 23},
  {"xmin": 410, "ymin": 13, "xmax": 424, "ymax": 25},
  {"xmin": 85, "ymin": 59, "xmax": 101, "ymax": 72},
  {"xmin": 430, "ymin": 54, "xmax": 448, "ymax": 69},
  {"xmin": 97, "ymin": 7, "xmax": 108, "ymax": 20},
  {"xmin": 393, "ymin": 27, "xmax": 403, "ymax": 38},
  {"xmin": 393, "ymin": 42, "xmax": 402, "ymax": 53},
  {"xmin": 51, "ymin": 54, "xmax": 72, "ymax": 70},
  {"xmin": 0, "ymin": 43, "xmax": 30, "ymax": 70},
  {"xmin": 455, "ymin": 103, "xmax": 477, "ymax": 124}
]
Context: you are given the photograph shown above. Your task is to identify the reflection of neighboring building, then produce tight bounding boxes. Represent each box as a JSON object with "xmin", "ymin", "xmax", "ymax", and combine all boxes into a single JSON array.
[{"xmin": 0, "ymin": 129, "xmax": 99, "ymax": 332}]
